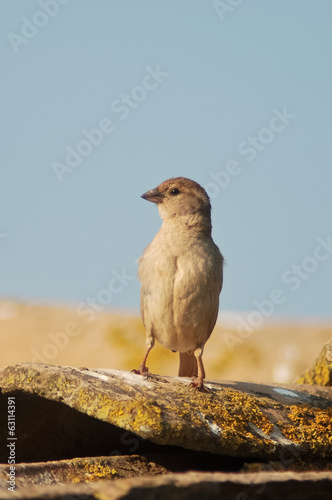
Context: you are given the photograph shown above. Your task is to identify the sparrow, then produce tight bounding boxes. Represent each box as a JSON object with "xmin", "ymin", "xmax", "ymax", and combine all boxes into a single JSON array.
[{"xmin": 137, "ymin": 177, "xmax": 224, "ymax": 388}]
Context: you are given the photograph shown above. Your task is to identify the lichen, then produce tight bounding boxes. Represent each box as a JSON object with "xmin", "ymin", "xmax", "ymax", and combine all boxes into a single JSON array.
[
  {"xmin": 107, "ymin": 398, "xmax": 163, "ymax": 436},
  {"xmin": 280, "ymin": 404, "xmax": 332, "ymax": 454},
  {"xmin": 81, "ymin": 461, "xmax": 118, "ymax": 482},
  {"xmin": 296, "ymin": 342, "xmax": 332, "ymax": 386},
  {"xmin": 75, "ymin": 385, "xmax": 164, "ymax": 438},
  {"xmin": 2, "ymin": 362, "xmax": 332, "ymax": 463},
  {"xmin": 157, "ymin": 384, "xmax": 276, "ymax": 454}
]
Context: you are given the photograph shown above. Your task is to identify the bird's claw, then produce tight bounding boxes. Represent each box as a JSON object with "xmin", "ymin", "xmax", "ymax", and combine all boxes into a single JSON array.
[
  {"xmin": 190, "ymin": 377, "xmax": 209, "ymax": 392},
  {"xmin": 131, "ymin": 365, "xmax": 150, "ymax": 377}
]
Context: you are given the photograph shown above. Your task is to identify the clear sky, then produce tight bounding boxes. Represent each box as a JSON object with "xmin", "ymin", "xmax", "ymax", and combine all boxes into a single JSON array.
[{"xmin": 1, "ymin": 0, "xmax": 331, "ymax": 319}]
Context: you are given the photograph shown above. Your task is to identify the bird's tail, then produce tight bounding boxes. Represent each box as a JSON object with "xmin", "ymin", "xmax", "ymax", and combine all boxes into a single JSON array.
[{"xmin": 179, "ymin": 351, "xmax": 205, "ymax": 378}]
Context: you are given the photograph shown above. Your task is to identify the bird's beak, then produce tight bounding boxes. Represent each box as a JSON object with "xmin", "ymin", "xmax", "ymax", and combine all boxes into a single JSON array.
[{"xmin": 141, "ymin": 188, "xmax": 163, "ymax": 204}]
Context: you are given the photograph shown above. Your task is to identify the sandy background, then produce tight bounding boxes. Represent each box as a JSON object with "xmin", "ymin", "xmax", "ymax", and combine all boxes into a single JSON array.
[{"xmin": 1, "ymin": 300, "xmax": 331, "ymax": 384}]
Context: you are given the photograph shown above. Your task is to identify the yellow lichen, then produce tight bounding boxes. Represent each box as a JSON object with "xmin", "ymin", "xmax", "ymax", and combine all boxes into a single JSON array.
[
  {"xmin": 3, "ymin": 363, "xmax": 332, "ymax": 462},
  {"xmin": 280, "ymin": 404, "xmax": 332, "ymax": 452},
  {"xmin": 296, "ymin": 342, "xmax": 332, "ymax": 386},
  {"xmin": 102, "ymin": 394, "xmax": 163, "ymax": 436},
  {"xmin": 160, "ymin": 384, "xmax": 276, "ymax": 453},
  {"xmin": 81, "ymin": 461, "xmax": 119, "ymax": 481}
]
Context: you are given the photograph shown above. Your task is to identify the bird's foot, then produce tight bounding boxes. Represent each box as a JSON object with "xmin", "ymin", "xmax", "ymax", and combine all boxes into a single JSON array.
[
  {"xmin": 190, "ymin": 377, "xmax": 209, "ymax": 392},
  {"xmin": 131, "ymin": 364, "xmax": 150, "ymax": 377}
]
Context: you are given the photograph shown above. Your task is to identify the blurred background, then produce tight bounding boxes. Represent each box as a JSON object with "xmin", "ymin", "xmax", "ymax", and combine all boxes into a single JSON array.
[{"xmin": 1, "ymin": 1, "xmax": 331, "ymax": 382}]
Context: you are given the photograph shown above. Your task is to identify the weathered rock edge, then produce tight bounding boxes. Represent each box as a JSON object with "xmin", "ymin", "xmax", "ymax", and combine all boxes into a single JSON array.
[
  {"xmin": 297, "ymin": 340, "xmax": 332, "ymax": 386},
  {"xmin": 0, "ymin": 455, "xmax": 168, "ymax": 488},
  {"xmin": 0, "ymin": 471, "xmax": 332, "ymax": 500},
  {"xmin": 1, "ymin": 363, "xmax": 332, "ymax": 462}
]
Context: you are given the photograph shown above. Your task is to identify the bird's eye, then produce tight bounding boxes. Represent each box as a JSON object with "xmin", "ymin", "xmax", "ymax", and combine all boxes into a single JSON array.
[{"xmin": 170, "ymin": 188, "xmax": 180, "ymax": 195}]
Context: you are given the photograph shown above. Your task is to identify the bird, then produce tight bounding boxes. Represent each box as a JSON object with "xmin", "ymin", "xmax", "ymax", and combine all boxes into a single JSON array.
[{"xmin": 136, "ymin": 177, "xmax": 224, "ymax": 388}]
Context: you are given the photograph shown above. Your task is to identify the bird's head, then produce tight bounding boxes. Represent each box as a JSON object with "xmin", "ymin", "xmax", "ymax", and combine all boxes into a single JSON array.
[{"xmin": 141, "ymin": 177, "xmax": 212, "ymax": 234}]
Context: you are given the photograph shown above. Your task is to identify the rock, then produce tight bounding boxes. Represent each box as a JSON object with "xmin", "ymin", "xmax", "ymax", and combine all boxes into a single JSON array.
[
  {"xmin": 0, "ymin": 363, "xmax": 332, "ymax": 465},
  {"xmin": 0, "ymin": 451, "xmax": 246, "ymax": 488},
  {"xmin": 1, "ymin": 454, "xmax": 330, "ymax": 491},
  {"xmin": 297, "ymin": 340, "xmax": 332, "ymax": 386},
  {"xmin": 0, "ymin": 455, "xmax": 168, "ymax": 488},
  {"xmin": 0, "ymin": 471, "xmax": 332, "ymax": 500}
]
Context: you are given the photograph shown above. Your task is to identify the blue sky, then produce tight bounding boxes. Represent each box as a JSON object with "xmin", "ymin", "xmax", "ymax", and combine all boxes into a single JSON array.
[{"xmin": 1, "ymin": 0, "xmax": 331, "ymax": 319}]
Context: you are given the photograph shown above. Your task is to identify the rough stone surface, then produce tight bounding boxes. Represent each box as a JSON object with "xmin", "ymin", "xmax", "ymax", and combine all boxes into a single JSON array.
[
  {"xmin": 0, "ymin": 471, "xmax": 332, "ymax": 500},
  {"xmin": 297, "ymin": 340, "xmax": 332, "ymax": 386},
  {"xmin": 0, "ymin": 452, "xmax": 247, "ymax": 489},
  {"xmin": 0, "ymin": 455, "xmax": 168, "ymax": 488},
  {"xmin": 0, "ymin": 363, "xmax": 332, "ymax": 465},
  {"xmin": 1, "ymin": 454, "xmax": 331, "ymax": 491}
]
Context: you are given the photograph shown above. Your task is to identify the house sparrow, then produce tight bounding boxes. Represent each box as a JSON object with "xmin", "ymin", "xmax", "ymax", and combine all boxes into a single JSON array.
[{"xmin": 137, "ymin": 177, "xmax": 224, "ymax": 388}]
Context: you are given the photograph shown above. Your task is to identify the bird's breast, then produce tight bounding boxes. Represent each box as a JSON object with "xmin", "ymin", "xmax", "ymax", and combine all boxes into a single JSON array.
[{"xmin": 138, "ymin": 230, "xmax": 223, "ymax": 352}]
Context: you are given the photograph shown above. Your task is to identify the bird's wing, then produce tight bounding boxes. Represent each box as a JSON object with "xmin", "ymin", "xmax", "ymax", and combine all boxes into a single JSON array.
[
  {"xmin": 138, "ymin": 242, "xmax": 177, "ymax": 336},
  {"xmin": 172, "ymin": 241, "xmax": 223, "ymax": 343}
]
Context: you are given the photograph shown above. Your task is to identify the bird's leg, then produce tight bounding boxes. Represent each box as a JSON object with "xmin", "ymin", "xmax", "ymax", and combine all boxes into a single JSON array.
[
  {"xmin": 190, "ymin": 346, "xmax": 207, "ymax": 390},
  {"xmin": 132, "ymin": 335, "xmax": 155, "ymax": 376},
  {"xmin": 138, "ymin": 345, "xmax": 152, "ymax": 375}
]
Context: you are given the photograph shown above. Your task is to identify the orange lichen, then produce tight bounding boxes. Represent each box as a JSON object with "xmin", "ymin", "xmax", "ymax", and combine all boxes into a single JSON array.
[{"xmin": 280, "ymin": 404, "xmax": 332, "ymax": 454}]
